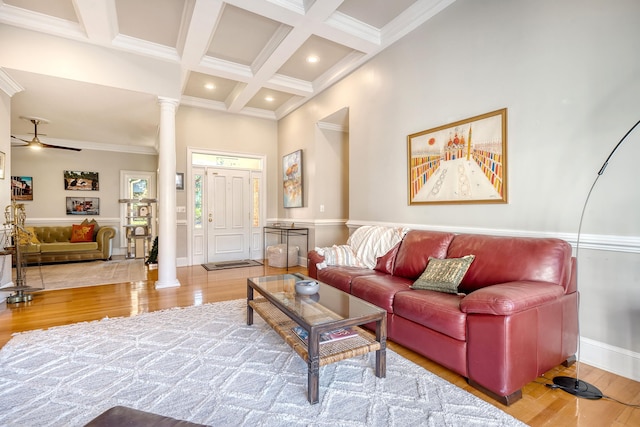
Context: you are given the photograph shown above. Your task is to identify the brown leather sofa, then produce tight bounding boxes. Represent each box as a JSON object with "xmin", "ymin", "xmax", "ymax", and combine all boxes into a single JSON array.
[
  {"xmin": 307, "ymin": 229, "xmax": 578, "ymax": 405},
  {"xmin": 21, "ymin": 225, "xmax": 116, "ymax": 264}
]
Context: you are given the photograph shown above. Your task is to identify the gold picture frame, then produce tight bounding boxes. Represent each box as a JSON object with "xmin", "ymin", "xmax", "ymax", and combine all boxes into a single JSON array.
[
  {"xmin": 407, "ymin": 108, "xmax": 508, "ymax": 205},
  {"xmin": 0, "ymin": 151, "xmax": 5, "ymax": 179}
]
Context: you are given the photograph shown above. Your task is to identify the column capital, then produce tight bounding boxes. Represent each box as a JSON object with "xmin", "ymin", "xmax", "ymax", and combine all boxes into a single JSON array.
[{"xmin": 157, "ymin": 96, "xmax": 180, "ymax": 107}]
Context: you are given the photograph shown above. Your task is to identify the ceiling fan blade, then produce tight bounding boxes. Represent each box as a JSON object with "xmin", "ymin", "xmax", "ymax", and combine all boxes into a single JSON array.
[
  {"xmin": 40, "ymin": 142, "xmax": 82, "ymax": 152},
  {"xmin": 10, "ymin": 135, "xmax": 30, "ymax": 143}
]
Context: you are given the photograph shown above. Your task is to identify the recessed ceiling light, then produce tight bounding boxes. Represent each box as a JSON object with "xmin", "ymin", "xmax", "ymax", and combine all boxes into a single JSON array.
[
  {"xmin": 265, "ymin": 96, "xmax": 274, "ymax": 102},
  {"xmin": 306, "ymin": 55, "xmax": 319, "ymax": 63},
  {"xmin": 204, "ymin": 83, "xmax": 215, "ymax": 90}
]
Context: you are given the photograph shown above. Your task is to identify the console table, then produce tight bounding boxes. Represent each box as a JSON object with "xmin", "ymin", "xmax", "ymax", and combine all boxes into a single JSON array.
[{"xmin": 263, "ymin": 225, "xmax": 309, "ymax": 269}]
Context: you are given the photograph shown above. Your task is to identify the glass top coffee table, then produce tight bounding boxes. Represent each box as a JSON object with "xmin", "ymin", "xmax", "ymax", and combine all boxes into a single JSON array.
[{"xmin": 247, "ymin": 273, "xmax": 387, "ymax": 404}]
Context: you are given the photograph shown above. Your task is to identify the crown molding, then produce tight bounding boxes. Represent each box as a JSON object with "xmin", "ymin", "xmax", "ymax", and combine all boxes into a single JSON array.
[
  {"xmin": 0, "ymin": 68, "xmax": 24, "ymax": 97},
  {"xmin": 325, "ymin": 11, "xmax": 380, "ymax": 45},
  {"xmin": 112, "ymin": 34, "xmax": 181, "ymax": 63},
  {"xmin": 0, "ymin": 3, "xmax": 85, "ymax": 41}
]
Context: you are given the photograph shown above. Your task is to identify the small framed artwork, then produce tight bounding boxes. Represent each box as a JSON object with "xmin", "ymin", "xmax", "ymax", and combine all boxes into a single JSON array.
[
  {"xmin": 64, "ymin": 170, "xmax": 99, "ymax": 191},
  {"xmin": 283, "ymin": 149, "xmax": 303, "ymax": 208},
  {"xmin": 66, "ymin": 197, "xmax": 100, "ymax": 215},
  {"xmin": 0, "ymin": 151, "xmax": 5, "ymax": 179},
  {"xmin": 176, "ymin": 173, "xmax": 184, "ymax": 190},
  {"xmin": 407, "ymin": 108, "xmax": 508, "ymax": 205},
  {"xmin": 11, "ymin": 176, "xmax": 33, "ymax": 201}
]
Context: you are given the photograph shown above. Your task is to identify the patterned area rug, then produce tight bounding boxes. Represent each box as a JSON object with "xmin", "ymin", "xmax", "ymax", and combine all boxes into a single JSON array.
[
  {"xmin": 0, "ymin": 299, "xmax": 526, "ymax": 426},
  {"xmin": 12, "ymin": 257, "xmax": 146, "ymax": 291}
]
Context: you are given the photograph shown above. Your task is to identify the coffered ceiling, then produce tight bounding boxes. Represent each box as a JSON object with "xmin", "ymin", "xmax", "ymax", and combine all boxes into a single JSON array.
[{"xmin": 1, "ymin": 0, "xmax": 455, "ymax": 151}]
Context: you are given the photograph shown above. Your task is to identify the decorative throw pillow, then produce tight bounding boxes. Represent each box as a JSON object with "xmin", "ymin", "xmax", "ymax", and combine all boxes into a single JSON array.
[
  {"xmin": 70, "ymin": 224, "xmax": 95, "ymax": 243},
  {"xmin": 374, "ymin": 242, "xmax": 401, "ymax": 274},
  {"xmin": 17, "ymin": 226, "xmax": 40, "ymax": 245},
  {"xmin": 81, "ymin": 218, "xmax": 100, "ymax": 239},
  {"xmin": 411, "ymin": 255, "xmax": 475, "ymax": 294}
]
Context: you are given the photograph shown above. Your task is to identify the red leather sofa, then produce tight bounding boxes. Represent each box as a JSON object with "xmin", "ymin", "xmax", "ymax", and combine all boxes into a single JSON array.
[{"xmin": 307, "ymin": 229, "xmax": 578, "ymax": 405}]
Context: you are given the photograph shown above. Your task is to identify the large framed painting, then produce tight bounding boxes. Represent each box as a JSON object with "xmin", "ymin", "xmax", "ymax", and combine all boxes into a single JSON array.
[
  {"xmin": 283, "ymin": 149, "xmax": 303, "ymax": 208},
  {"xmin": 66, "ymin": 197, "xmax": 100, "ymax": 215},
  {"xmin": 11, "ymin": 176, "xmax": 33, "ymax": 201},
  {"xmin": 407, "ymin": 108, "xmax": 508, "ymax": 205},
  {"xmin": 64, "ymin": 170, "xmax": 99, "ymax": 190}
]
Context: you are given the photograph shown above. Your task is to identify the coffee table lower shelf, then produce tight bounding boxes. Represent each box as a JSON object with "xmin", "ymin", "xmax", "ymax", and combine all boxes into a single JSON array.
[{"xmin": 249, "ymin": 298, "xmax": 381, "ymax": 365}]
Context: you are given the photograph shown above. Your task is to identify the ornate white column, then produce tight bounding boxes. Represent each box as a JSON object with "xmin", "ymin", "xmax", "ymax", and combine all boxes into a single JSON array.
[{"xmin": 155, "ymin": 96, "xmax": 180, "ymax": 289}]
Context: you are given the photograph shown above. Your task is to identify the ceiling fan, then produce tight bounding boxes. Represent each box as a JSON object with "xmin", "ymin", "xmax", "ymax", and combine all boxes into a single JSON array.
[{"xmin": 11, "ymin": 116, "xmax": 81, "ymax": 151}]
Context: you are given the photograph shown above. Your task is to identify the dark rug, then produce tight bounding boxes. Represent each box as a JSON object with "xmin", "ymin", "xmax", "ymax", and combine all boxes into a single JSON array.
[{"xmin": 201, "ymin": 259, "xmax": 263, "ymax": 271}]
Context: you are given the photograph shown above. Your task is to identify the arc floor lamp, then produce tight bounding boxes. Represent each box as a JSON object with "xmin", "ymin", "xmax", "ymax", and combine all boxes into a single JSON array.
[{"xmin": 552, "ymin": 118, "xmax": 640, "ymax": 399}]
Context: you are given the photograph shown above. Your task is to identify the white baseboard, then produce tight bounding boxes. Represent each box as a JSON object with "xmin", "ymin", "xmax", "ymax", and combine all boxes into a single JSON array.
[{"xmin": 580, "ymin": 337, "xmax": 640, "ymax": 382}]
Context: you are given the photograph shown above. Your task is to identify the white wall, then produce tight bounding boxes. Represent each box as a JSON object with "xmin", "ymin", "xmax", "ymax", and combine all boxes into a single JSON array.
[{"xmin": 278, "ymin": 0, "xmax": 640, "ymax": 380}]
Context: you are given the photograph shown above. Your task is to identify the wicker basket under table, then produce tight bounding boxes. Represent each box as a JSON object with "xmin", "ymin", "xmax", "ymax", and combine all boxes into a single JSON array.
[
  {"xmin": 250, "ymin": 298, "xmax": 381, "ymax": 364},
  {"xmin": 248, "ymin": 297, "xmax": 385, "ymax": 404}
]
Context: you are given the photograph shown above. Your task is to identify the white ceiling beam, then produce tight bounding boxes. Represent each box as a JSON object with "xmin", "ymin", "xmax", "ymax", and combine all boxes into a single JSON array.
[
  {"xmin": 180, "ymin": 0, "xmax": 224, "ymax": 69},
  {"xmin": 226, "ymin": 0, "xmax": 345, "ymax": 112},
  {"xmin": 73, "ymin": 0, "xmax": 118, "ymax": 45}
]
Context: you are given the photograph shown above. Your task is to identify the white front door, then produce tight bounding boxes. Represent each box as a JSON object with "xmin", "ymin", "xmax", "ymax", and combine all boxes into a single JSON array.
[{"xmin": 207, "ymin": 168, "xmax": 251, "ymax": 262}]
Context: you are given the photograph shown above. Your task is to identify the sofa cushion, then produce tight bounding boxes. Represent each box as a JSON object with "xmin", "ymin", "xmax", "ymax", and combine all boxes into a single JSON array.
[
  {"xmin": 40, "ymin": 242, "xmax": 98, "ymax": 253},
  {"xmin": 447, "ymin": 234, "xmax": 573, "ymax": 293},
  {"xmin": 411, "ymin": 255, "xmax": 475, "ymax": 294},
  {"xmin": 394, "ymin": 290, "xmax": 467, "ymax": 341},
  {"xmin": 351, "ymin": 275, "xmax": 413, "ymax": 313},
  {"xmin": 393, "ymin": 230, "xmax": 455, "ymax": 280},
  {"xmin": 71, "ymin": 224, "xmax": 95, "ymax": 243},
  {"xmin": 34, "ymin": 226, "xmax": 72, "ymax": 243},
  {"xmin": 317, "ymin": 267, "xmax": 378, "ymax": 293}
]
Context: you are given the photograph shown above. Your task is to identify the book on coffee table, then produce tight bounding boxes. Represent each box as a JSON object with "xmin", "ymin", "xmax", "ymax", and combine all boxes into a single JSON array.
[{"xmin": 292, "ymin": 326, "xmax": 357, "ymax": 345}]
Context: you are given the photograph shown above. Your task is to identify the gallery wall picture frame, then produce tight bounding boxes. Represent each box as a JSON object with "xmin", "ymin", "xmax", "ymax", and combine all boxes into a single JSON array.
[
  {"xmin": 11, "ymin": 176, "xmax": 33, "ymax": 201},
  {"xmin": 64, "ymin": 170, "xmax": 99, "ymax": 191},
  {"xmin": 66, "ymin": 197, "xmax": 100, "ymax": 215},
  {"xmin": 0, "ymin": 151, "xmax": 5, "ymax": 179},
  {"xmin": 176, "ymin": 173, "xmax": 184, "ymax": 190},
  {"xmin": 407, "ymin": 108, "xmax": 508, "ymax": 205},
  {"xmin": 283, "ymin": 149, "xmax": 303, "ymax": 208}
]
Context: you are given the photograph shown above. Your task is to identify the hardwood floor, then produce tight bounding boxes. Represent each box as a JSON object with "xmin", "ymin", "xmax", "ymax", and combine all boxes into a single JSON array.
[{"xmin": 1, "ymin": 263, "xmax": 638, "ymax": 426}]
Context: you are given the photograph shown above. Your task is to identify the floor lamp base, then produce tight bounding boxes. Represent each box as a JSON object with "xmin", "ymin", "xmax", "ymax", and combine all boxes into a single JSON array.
[{"xmin": 552, "ymin": 376, "xmax": 603, "ymax": 399}]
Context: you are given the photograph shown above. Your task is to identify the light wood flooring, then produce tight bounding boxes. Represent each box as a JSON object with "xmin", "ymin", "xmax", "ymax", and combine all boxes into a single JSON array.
[{"xmin": 1, "ymin": 263, "xmax": 638, "ymax": 426}]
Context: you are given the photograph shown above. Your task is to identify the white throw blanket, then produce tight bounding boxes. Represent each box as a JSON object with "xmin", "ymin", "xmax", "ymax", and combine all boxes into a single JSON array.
[{"xmin": 316, "ymin": 225, "xmax": 409, "ymax": 270}]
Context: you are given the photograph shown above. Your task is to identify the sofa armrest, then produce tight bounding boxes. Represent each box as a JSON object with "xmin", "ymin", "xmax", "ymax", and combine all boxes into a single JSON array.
[
  {"xmin": 96, "ymin": 227, "xmax": 116, "ymax": 260},
  {"xmin": 307, "ymin": 250, "xmax": 325, "ymax": 279},
  {"xmin": 460, "ymin": 281, "xmax": 564, "ymax": 315}
]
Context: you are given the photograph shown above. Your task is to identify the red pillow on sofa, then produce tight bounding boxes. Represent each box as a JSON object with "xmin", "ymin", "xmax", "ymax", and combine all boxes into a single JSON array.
[
  {"xmin": 70, "ymin": 224, "xmax": 95, "ymax": 243},
  {"xmin": 374, "ymin": 242, "xmax": 401, "ymax": 274}
]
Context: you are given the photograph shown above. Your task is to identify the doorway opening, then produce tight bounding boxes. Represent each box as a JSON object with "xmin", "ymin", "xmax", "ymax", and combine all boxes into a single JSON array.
[{"xmin": 187, "ymin": 149, "xmax": 265, "ymax": 266}]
